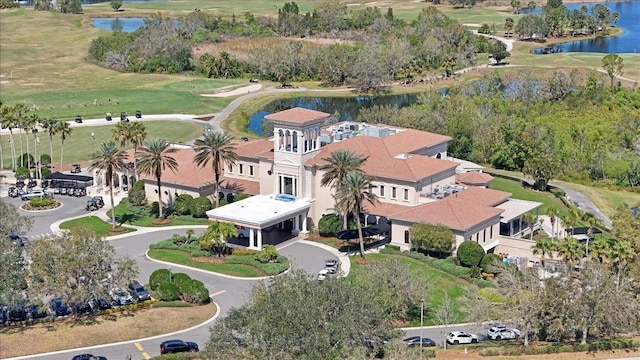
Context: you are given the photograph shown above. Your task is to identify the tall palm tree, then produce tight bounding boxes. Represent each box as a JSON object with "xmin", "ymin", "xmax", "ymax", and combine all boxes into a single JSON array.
[
  {"xmin": 320, "ymin": 149, "xmax": 367, "ymax": 230},
  {"xmin": 128, "ymin": 122, "xmax": 147, "ymax": 169},
  {"xmin": 588, "ymin": 237, "xmax": 610, "ymax": 264},
  {"xmin": 522, "ymin": 211, "xmax": 537, "ymax": 240},
  {"xmin": 608, "ymin": 240, "xmax": 634, "ymax": 289},
  {"xmin": 335, "ymin": 171, "xmax": 379, "ymax": 259},
  {"xmin": 135, "ymin": 139, "xmax": 179, "ymax": 220},
  {"xmin": 441, "ymin": 54, "xmax": 457, "ymax": 77},
  {"xmin": 89, "ymin": 141, "xmax": 128, "ymax": 230},
  {"xmin": 0, "ymin": 103, "xmax": 18, "ymax": 170},
  {"xmin": 546, "ymin": 205, "xmax": 560, "ymax": 239},
  {"xmin": 111, "ymin": 121, "xmax": 131, "ymax": 148},
  {"xmin": 532, "ymin": 237, "xmax": 556, "ymax": 266},
  {"xmin": 22, "ymin": 113, "xmax": 37, "ymax": 171},
  {"xmin": 40, "ymin": 117, "xmax": 58, "ymax": 169},
  {"xmin": 55, "ymin": 120, "xmax": 72, "ymax": 170},
  {"xmin": 611, "ymin": 11, "xmax": 620, "ymax": 26},
  {"xmin": 564, "ymin": 206, "xmax": 580, "ymax": 238},
  {"xmin": 557, "ymin": 238, "xmax": 585, "ymax": 267},
  {"xmin": 193, "ymin": 132, "xmax": 237, "ymax": 208}
]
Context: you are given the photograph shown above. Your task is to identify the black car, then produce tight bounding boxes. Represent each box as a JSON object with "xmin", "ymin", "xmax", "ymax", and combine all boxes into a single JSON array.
[
  {"xmin": 71, "ymin": 354, "xmax": 107, "ymax": 360},
  {"xmin": 404, "ymin": 336, "xmax": 437, "ymax": 347},
  {"xmin": 74, "ymin": 115, "xmax": 83, "ymax": 123},
  {"xmin": 91, "ymin": 297, "xmax": 112, "ymax": 311},
  {"xmin": 129, "ymin": 283, "xmax": 151, "ymax": 302},
  {"xmin": 160, "ymin": 339, "xmax": 199, "ymax": 354},
  {"xmin": 25, "ymin": 304, "xmax": 48, "ymax": 319},
  {"xmin": 135, "ymin": 110, "xmax": 142, "ymax": 118}
]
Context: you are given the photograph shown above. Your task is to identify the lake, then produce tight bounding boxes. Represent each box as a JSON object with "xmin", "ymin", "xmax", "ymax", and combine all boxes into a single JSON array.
[
  {"xmin": 532, "ymin": 1, "xmax": 639, "ymax": 54},
  {"xmin": 91, "ymin": 18, "xmax": 146, "ymax": 32},
  {"xmin": 248, "ymin": 94, "xmax": 419, "ymax": 135}
]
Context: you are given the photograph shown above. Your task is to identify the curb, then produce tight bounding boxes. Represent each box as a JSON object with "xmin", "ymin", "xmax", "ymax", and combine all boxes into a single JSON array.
[
  {"xmin": 4, "ymin": 300, "xmax": 221, "ymax": 360},
  {"xmin": 295, "ymin": 239, "xmax": 352, "ymax": 276},
  {"xmin": 19, "ymin": 201, "xmax": 64, "ymax": 213},
  {"xmin": 144, "ymin": 249, "xmax": 279, "ymax": 281}
]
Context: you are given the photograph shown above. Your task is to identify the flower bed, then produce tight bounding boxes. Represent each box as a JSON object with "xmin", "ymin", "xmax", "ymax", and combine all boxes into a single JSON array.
[{"xmin": 21, "ymin": 198, "xmax": 61, "ymax": 211}]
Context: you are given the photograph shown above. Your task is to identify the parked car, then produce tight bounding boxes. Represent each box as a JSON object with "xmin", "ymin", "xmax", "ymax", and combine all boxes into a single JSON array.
[
  {"xmin": 26, "ymin": 304, "xmax": 49, "ymax": 319},
  {"xmin": 135, "ymin": 110, "xmax": 142, "ymax": 118},
  {"xmin": 91, "ymin": 297, "xmax": 112, "ymax": 311},
  {"xmin": 50, "ymin": 298, "xmax": 70, "ymax": 316},
  {"xmin": 128, "ymin": 283, "xmax": 151, "ymax": 302},
  {"xmin": 110, "ymin": 289, "xmax": 134, "ymax": 306},
  {"xmin": 9, "ymin": 233, "xmax": 27, "ymax": 246},
  {"xmin": 160, "ymin": 339, "xmax": 199, "ymax": 354},
  {"xmin": 71, "ymin": 354, "xmax": 107, "ymax": 360},
  {"xmin": 404, "ymin": 336, "xmax": 437, "ymax": 347},
  {"xmin": 74, "ymin": 115, "xmax": 83, "ymax": 123},
  {"xmin": 487, "ymin": 325, "xmax": 520, "ymax": 340},
  {"xmin": 324, "ymin": 259, "xmax": 339, "ymax": 274},
  {"xmin": 21, "ymin": 190, "xmax": 50, "ymax": 201},
  {"xmin": 74, "ymin": 301, "xmax": 93, "ymax": 315},
  {"xmin": 8, "ymin": 304, "xmax": 27, "ymax": 322},
  {"xmin": 446, "ymin": 331, "xmax": 479, "ymax": 345},
  {"xmin": 318, "ymin": 269, "xmax": 329, "ymax": 280}
]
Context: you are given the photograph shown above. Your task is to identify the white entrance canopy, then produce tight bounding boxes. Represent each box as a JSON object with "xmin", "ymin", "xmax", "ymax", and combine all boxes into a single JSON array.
[
  {"xmin": 206, "ymin": 194, "xmax": 312, "ymax": 249},
  {"xmin": 496, "ymin": 199, "xmax": 542, "ymax": 223}
]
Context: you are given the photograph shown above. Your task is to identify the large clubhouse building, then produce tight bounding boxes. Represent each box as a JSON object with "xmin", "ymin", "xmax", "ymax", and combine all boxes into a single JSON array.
[{"xmin": 94, "ymin": 108, "xmax": 541, "ymax": 251}]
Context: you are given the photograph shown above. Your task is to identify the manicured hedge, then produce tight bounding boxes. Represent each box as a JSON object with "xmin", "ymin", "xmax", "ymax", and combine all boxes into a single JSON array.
[
  {"xmin": 318, "ymin": 214, "xmax": 342, "ymax": 237},
  {"xmin": 456, "ymin": 241, "xmax": 485, "ymax": 267},
  {"xmin": 481, "ymin": 253, "xmax": 502, "ymax": 274},
  {"xmin": 479, "ymin": 338, "xmax": 638, "ymax": 356},
  {"xmin": 156, "ymin": 281, "xmax": 180, "ymax": 301},
  {"xmin": 149, "ymin": 268, "xmax": 170, "ymax": 290}
]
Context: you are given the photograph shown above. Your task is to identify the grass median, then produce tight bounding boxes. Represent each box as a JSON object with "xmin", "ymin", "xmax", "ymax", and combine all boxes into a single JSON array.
[
  {"xmin": 148, "ymin": 249, "xmax": 266, "ymax": 278},
  {"xmin": 0, "ymin": 301, "xmax": 217, "ymax": 358},
  {"xmin": 59, "ymin": 216, "xmax": 137, "ymax": 237}
]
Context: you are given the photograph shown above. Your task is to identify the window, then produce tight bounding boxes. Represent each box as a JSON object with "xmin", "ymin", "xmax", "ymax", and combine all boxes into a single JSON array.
[
  {"xmin": 228, "ymin": 164, "xmax": 233, "ymax": 173},
  {"xmin": 379, "ymin": 185, "xmax": 385, "ymax": 197},
  {"xmin": 249, "ymin": 165, "xmax": 254, "ymax": 177},
  {"xmin": 404, "ymin": 230, "xmax": 410, "ymax": 244},
  {"xmin": 483, "ymin": 229, "xmax": 486, "ymax": 243},
  {"xmin": 476, "ymin": 233, "xmax": 479, "ymax": 242},
  {"xmin": 403, "ymin": 188, "xmax": 409, "ymax": 201},
  {"xmin": 391, "ymin": 187, "xmax": 397, "ymax": 199},
  {"xmin": 239, "ymin": 164, "xmax": 244, "ymax": 175},
  {"xmin": 490, "ymin": 226, "xmax": 493, "ymax": 239}
]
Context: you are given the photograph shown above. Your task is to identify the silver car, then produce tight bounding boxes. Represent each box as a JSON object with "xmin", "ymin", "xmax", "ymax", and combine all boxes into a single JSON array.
[{"xmin": 487, "ymin": 325, "xmax": 520, "ymax": 340}]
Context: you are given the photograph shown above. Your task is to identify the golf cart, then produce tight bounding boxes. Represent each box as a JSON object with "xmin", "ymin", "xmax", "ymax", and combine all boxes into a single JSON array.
[
  {"xmin": 106, "ymin": 113, "xmax": 112, "ymax": 121},
  {"xmin": 86, "ymin": 196, "xmax": 104, "ymax": 211},
  {"xmin": 71, "ymin": 163, "xmax": 81, "ymax": 173},
  {"xmin": 8, "ymin": 186, "xmax": 19, "ymax": 198}
]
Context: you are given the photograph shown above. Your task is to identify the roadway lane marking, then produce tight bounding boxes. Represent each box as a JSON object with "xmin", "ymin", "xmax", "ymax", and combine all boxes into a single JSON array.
[
  {"xmin": 135, "ymin": 342, "xmax": 144, "ymax": 351},
  {"xmin": 142, "ymin": 352, "xmax": 151, "ymax": 359},
  {"xmin": 210, "ymin": 289, "xmax": 227, "ymax": 297}
]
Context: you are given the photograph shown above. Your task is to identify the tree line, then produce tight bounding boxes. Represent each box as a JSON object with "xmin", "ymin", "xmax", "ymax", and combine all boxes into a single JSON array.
[
  {"xmin": 355, "ymin": 69, "xmax": 640, "ymax": 190},
  {"xmin": 86, "ymin": 4, "xmax": 491, "ymax": 91}
]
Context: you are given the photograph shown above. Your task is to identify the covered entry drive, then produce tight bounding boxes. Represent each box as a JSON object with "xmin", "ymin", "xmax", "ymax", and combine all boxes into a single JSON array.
[{"xmin": 206, "ymin": 194, "xmax": 312, "ymax": 250}]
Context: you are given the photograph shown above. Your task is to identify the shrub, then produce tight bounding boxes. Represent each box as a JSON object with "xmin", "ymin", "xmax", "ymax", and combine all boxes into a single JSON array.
[
  {"xmin": 40, "ymin": 167, "xmax": 52, "ymax": 178},
  {"xmin": 156, "ymin": 281, "xmax": 180, "ymax": 301},
  {"xmin": 386, "ymin": 244, "xmax": 401, "ymax": 251},
  {"xmin": 255, "ymin": 245, "xmax": 278, "ymax": 263},
  {"xmin": 173, "ymin": 194, "xmax": 194, "ymax": 215},
  {"xmin": 149, "ymin": 201, "xmax": 160, "ymax": 217},
  {"xmin": 40, "ymin": 154, "xmax": 51, "ymax": 166},
  {"xmin": 128, "ymin": 180, "xmax": 146, "ymax": 206},
  {"xmin": 190, "ymin": 196, "xmax": 212, "ymax": 218},
  {"xmin": 480, "ymin": 253, "xmax": 502, "ymax": 274},
  {"xmin": 179, "ymin": 279, "xmax": 210, "ymax": 304},
  {"xmin": 19, "ymin": 154, "xmax": 34, "ymax": 168},
  {"xmin": 171, "ymin": 272, "xmax": 192, "ymax": 288},
  {"xmin": 232, "ymin": 248, "xmax": 260, "ymax": 256},
  {"xmin": 456, "ymin": 241, "xmax": 485, "ymax": 267},
  {"xmin": 549, "ymin": 187, "xmax": 566, "ymax": 198},
  {"xmin": 15, "ymin": 166, "xmax": 30, "ymax": 179},
  {"xmin": 149, "ymin": 268, "xmax": 170, "ymax": 290},
  {"xmin": 234, "ymin": 193, "xmax": 250, "ymax": 202},
  {"xmin": 29, "ymin": 197, "xmax": 55, "ymax": 208},
  {"xmin": 318, "ymin": 214, "xmax": 342, "ymax": 236},
  {"xmin": 149, "ymin": 239, "xmax": 180, "ymax": 250}
]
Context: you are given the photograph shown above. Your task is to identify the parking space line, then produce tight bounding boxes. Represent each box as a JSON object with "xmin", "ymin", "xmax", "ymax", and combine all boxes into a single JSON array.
[
  {"xmin": 134, "ymin": 342, "xmax": 144, "ymax": 351},
  {"xmin": 210, "ymin": 289, "xmax": 227, "ymax": 297}
]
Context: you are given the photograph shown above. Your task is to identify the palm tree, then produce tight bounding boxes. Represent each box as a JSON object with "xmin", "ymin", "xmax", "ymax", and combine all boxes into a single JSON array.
[
  {"xmin": 22, "ymin": 114, "xmax": 37, "ymax": 171},
  {"xmin": 199, "ymin": 220, "xmax": 238, "ymax": 257},
  {"xmin": 128, "ymin": 122, "xmax": 147, "ymax": 172},
  {"xmin": 564, "ymin": 206, "xmax": 580, "ymax": 238},
  {"xmin": 111, "ymin": 121, "xmax": 131, "ymax": 148},
  {"xmin": 335, "ymin": 171, "xmax": 379, "ymax": 259},
  {"xmin": 320, "ymin": 149, "xmax": 367, "ymax": 230},
  {"xmin": 89, "ymin": 141, "xmax": 128, "ymax": 230},
  {"xmin": 135, "ymin": 139, "xmax": 179, "ymax": 220},
  {"xmin": 532, "ymin": 237, "xmax": 556, "ymax": 266},
  {"xmin": 55, "ymin": 120, "xmax": 72, "ymax": 170},
  {"xmin": 11, "ymin": 104, "xmax": 28, "ymax": 168},
  {"xmin": 546, "ymin": 205, "xmax": 560, "ymax": 239},
  {"xmin": 193, "ymin": 132, "xmax": 237, "ymax": 208},
  {"xmin": 40, "ymin": 117, "xmax": 58, "ymax": 170},
  {"xmin": 0, "ymin": 103, "xmax": 18, "ymax": 170},
  {"xmin": 585, "ymin": 217, "xmax": 598, "ymax": 257},
  {"xmin": 588, "ymin": 237, "xmax": 610, "ymax": 264},
  {"xmin": 611, "ymin": 11, "xmax": 620, "ymax": 26},
  {"xmin": 522, "ymin": 211, "xmax": 537, "ymax": 240},
  {"xmin": 608, "ymin": 240, "xmax": 634, "ymax": 289},
  {"xmin": 441, "ymin": 54, "xmax": 457, "ymax": 77},
  {"xmin": 557, "ymin": 238, "xmax": 585, "ymax": 267}
]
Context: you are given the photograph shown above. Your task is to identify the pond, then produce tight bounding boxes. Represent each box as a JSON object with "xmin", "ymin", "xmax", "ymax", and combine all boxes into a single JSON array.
[
  {"xmin": 91, "ymin": 17, "xmax": 146, "ymax": 32},
  {"xmin": 531, "ymin": 1, "xmax": 639, "ymax": 54},
  {"xmin": 248, "ymin": 94, "xmax": 419, "ymax": 136}
]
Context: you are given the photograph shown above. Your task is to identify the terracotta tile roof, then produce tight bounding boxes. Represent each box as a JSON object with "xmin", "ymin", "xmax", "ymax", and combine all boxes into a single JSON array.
[
  {"xmin": 448, "ymin": 186, "xmax": 511, "ymax": 207},
  {"xmin": 391, "ymin": 198, "xmax": 504, "ymax": 231},
  {"xmin": 135, "ymin": 147, "xmax": 260, "ymax": 194},
  {"xmin": 305, "ymin": 136, "xmax": 458, "ymax": 182},
  {"xmin": 264, "ymin": 107, "xmax": 331, "ymax": 125},
  {"xmin": 363, "ymin": 201, "xmax": 413, "ymax": 217},
  {"xmin": 455, "ymin": 171, "xmax": 494, "ymax": 185},
  {"xmin": 235, "ymin": 138, "xmax": 274, "ymax": 160},
  {"xmin": 383, "ymin": 129, "xmax": 451, "ymax": 154}
]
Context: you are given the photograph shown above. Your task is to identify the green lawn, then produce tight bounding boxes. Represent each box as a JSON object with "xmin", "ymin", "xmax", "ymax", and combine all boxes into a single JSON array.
[
  {"xmin": 148, "ymin": 249, "xmax": 264, "ymax": 278},
  {"xmin": 108, "ymin": 202, "xmax": 209, "ymax": 227},
  {"xmin": 59, "ymin": 216, "xmax": 137, "ymax": 237},
  {"xmin": 1, "ymin": 121, "xmax": 204, "ymax": 170},
  {"xmin": 489, "ymin": 177, "xmax": 568, "ymax": 218},
  {"xmin": 350, "ymin": 253, "xmax": 481, "ymax": 326}
]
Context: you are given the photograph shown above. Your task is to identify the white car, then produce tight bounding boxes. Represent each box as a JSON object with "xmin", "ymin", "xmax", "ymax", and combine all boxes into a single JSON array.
[
  {"xmin": 21, "ymin": 189, "xmax": 52, "ymax": 201},
  {"xmin": 110, "ymin": 289, "xmax": 134, "ymax": 306},
  {"xmin": 318, "ymin": 269, "xmax": 329, "ymax": 280},
  {"xmin": 487, "ymin": 326, "xmax": 520, "ymax": 340},
  {"xmin": 446, "ymin": 331, "xmax": 479, "ymax": 345}
]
